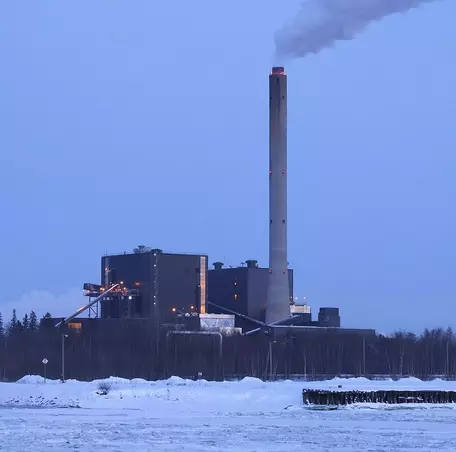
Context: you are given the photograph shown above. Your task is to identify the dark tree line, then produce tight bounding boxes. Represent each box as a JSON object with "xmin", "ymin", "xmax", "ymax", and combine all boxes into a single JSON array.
[{"xmin": 0, "ymin": 310, "xmax": 455, "ymax": 382}]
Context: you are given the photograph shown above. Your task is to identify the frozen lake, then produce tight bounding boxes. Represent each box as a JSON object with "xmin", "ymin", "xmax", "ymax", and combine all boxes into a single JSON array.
[
  {"xmin": 1, "ymin": 405, "xmax": 456, "ymax": 451},
  {"xmin": 1, "ymin": 376, "xmax": 456, "ymax": 450}
]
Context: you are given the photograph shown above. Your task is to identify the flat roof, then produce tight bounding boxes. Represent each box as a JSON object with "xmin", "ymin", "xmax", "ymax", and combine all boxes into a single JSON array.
[{"xmin": 104, "ymin": 250, "xmax": 208, "ymax": 258}]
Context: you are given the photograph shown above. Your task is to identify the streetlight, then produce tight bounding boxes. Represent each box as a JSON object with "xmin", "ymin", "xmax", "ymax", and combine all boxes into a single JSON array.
[
  {"xmin": 61, "ymin": 334, "xmax": 68, "ymax": 383},
  {"xmin": 268, "ymin": 340, "xmax": 277, "ymax": 381}
]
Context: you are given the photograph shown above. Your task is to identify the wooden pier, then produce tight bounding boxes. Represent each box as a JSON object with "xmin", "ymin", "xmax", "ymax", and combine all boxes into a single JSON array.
[{"xmin": 302, "ymin": 389, "xmax": 456, "ymax": 405}]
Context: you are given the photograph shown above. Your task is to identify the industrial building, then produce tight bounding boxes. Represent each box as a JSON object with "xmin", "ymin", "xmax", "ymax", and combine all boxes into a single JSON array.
[
  {"xmin": 52, "ymin": 66, "xmax": 373, "ymax": 339},
  {"xmin": 55, "ymin": 250, "xmax": 341, "ymax": 335},
  {"xmin": 54, "ymin": 248, "xmax": 344, "ymax": 335},
  {"xmin": 207, "ymin": 260, "xmax": 341, "ymax": 330},
  {"xmin": 54, "ymin": 246, "xmax": 238, "ymax": 334},
  {"xmin": 208, "ymin": 260, "xmax": 293, "ymax": 324},
  {"xmin": 99, "ymin": 247, "xmax": 208, "ymax": 322}
]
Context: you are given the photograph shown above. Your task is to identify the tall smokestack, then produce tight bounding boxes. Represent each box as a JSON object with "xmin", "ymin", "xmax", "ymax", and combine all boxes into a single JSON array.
[{"xmin": 266, "ymin": 66, "xmax": 291, "ymax": 324}]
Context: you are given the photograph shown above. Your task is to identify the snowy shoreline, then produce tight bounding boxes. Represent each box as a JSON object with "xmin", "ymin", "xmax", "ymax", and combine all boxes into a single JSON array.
[{"xmin": 1, "ymin": 375, "xmax": 456, "ymax": 411}]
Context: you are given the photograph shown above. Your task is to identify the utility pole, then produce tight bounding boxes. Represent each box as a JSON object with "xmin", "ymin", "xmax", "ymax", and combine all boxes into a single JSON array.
[
  {"xmin": 61, "ymin": 334, "xmax": 68, "ymax": 383},
  {"xmin": 268, "ymin": 340, "xmax": 276, "ymax": 381},
  {"xmin": 3, "ymin": 340, "xmax": 7, "ymax": 382},
  {"xmin": 269, "ymin": 342, "xmax": 273, "ymax": 381}
]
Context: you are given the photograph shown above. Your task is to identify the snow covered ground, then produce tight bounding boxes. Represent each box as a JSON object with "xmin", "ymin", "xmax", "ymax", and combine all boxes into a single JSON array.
[{"xmin": 1, "ymin": 376, "xmax": 456, "ymax": 451}]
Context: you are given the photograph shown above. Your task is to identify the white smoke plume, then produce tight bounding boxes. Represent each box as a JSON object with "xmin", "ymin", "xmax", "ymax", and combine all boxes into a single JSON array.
[
  {"xmin": 275, "ymin": 0, "xmax": 441, "ymax": 59},
  {"xmin": 0, "ymin": 288, "xmax": 84, "ymax": 322}
]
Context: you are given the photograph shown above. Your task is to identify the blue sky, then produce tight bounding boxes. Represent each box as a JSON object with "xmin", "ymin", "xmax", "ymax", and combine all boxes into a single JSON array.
[{"xmin": 0, "ymin": 0, "xmax": 454, "ymax": 332}]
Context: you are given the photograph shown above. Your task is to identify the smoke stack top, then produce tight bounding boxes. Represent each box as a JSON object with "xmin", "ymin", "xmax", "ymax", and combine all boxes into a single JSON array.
[
  {"xmin": 275, "ymin": 0, "xmax": 441, "ymax": 60},
  {"xmin": 271, "ymin": 66, "xmax": 286, "ymax": 75}
]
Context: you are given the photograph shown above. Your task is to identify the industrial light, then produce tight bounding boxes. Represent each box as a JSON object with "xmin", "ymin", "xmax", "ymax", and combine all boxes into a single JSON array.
[
  {"xmin": 190, "ymin": 306, "xmax": 194, "ymax": 310},
  {"xmin": 128, "ymin": 296, "xmax": 132, "ymax": 300},
  {"xmin": 172, "ymin": 308, "xmax": 176, "ymax": 312}
]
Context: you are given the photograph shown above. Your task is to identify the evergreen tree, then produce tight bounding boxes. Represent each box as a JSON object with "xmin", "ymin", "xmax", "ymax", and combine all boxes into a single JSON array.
[
  {"xmin": 22, "ymin": 313, "xmax": 29, "ymax": 331},
  {"xmin": 8, "ymin": 309, "xmax": 20, "ymax": 335},
  {"xmin": 15, "ymin": 320, "xmax": 23, "ymax": 332},
  {"xmin": 39, "ymin": 312, "xmax": 53, "ymax": 330},
  {"xmin": 11, "ymin": 309, "xmax": 17, "ymax": 329},
  {"xmin": 0, "ymin": 312, "xmax": 4, "ymax": 340},
  {"xmin": 29, "ymin": 311, "xmax": 38, "ymax": 331}
]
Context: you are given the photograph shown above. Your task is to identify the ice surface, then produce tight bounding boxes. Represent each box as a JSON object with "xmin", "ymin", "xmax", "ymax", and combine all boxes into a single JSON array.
[{"xmin": 1, "ymin": 376, "xmax": 456, "ymax": 450}]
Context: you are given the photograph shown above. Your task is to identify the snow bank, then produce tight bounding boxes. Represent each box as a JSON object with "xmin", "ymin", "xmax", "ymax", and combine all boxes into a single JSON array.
[
  {"xmin": 14, "ymin": 374, "xmax": 456, "ymax": 389},
  {"xmin": 16, "ymin": 375, "xmax": 59, "ymax": 385},
  {"xmin": 5, "ymin": 375, "xmax": 456, "ymax": 413},
  {"xmin": 92, "ymin": 377, "xmax": 131, "ymax": 385},
  {"xmin": 239, "ymin": 377, "xmax": 264, "ymax": 385},
  {"xmin": 131, "ymin": 378, "xmax": 151, "ymax": 385},
  {"xmin": 165, "ymin": 376, "xmax": 194, "ymax": 386}
]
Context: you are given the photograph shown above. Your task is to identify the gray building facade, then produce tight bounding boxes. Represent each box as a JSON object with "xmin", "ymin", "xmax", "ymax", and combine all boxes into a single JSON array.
[{"xmin": 208, "ymin": 260, "xmax": 293, "ymax": 323}]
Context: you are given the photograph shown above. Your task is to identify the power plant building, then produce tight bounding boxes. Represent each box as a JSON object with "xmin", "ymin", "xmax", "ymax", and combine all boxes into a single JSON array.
[
  {"xmin": 208, "ymin": 260, "xmax": 293, "ymax": 324},
  {"xmin": 100, "ymin": 247, "xmax": 208, "ymax": 322},
  {"xmin": 52, "ymin": 66, "xmax": 359, "ymax": 337}
]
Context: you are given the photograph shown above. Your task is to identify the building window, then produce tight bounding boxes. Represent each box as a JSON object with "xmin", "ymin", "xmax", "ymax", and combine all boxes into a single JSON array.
[
  {"xmin": 199, "ymin": 256, "xmax": 207, "ymax": 314},
  {"xmin": 68, "ymin": 322, "xmax": 82, "ymax": 332}
]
